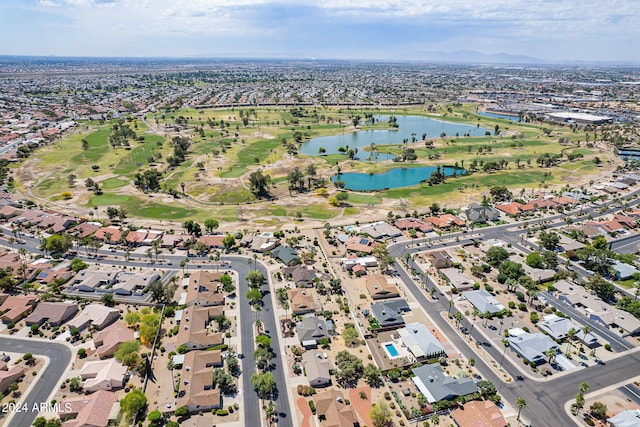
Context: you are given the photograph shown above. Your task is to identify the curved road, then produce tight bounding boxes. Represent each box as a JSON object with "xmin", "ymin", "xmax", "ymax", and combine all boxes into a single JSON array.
[
  {"xmin": 0, "ymin": 337, "xmax": 72, "ymax": 427},
  {"xmin": 0, "ymin": 233, "xmax": 292, "ymax": 427}
]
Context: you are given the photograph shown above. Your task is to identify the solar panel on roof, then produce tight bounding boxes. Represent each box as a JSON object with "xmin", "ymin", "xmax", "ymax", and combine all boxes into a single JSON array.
[{"xmin": 360, "ymin": 238, "xmax": 368, "ymax": 245}]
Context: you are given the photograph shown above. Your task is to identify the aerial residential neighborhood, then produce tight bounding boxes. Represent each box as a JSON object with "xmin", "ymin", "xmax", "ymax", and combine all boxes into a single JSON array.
[{"xmin": 0, "ymin": 8, "xmax": 640, "ymax": 425}]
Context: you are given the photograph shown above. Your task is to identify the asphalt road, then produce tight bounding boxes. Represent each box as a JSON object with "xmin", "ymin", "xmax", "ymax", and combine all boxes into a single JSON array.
[
  {"xmin": 0, "ymin": 337, "xmax": 72, "ymax": 427},
  {"xmin": 0, "ymin": 233, "xmax": 292, "ymax": 427},
  {"xmin": 228, "ymin": 256, "xmax": 293, "ymax": 427}
]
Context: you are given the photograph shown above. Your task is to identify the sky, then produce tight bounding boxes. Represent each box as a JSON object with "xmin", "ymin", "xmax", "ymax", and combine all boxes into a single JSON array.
[{"xmin": 1, "ymin": 0, "xmax": 639, "ymax": 63}]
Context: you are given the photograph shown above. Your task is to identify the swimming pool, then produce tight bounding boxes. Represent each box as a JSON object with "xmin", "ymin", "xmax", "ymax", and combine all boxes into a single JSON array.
[{"xmin": 384, "ymin": 343, "xmax": 399, "ymax": 357}]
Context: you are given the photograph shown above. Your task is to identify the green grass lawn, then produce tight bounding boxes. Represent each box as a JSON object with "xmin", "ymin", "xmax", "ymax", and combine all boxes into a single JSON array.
[
  {"xmin": 21, "ymin": 104, "xmax": 603, "ymax": 222},
  {"xmin": 89, "ymin": 194, "xmax": 198, "ymax": 220}
]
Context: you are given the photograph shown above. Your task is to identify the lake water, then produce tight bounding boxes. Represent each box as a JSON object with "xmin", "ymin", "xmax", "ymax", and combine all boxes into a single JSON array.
[
  {"xmin": 479, "ymin": 111, "xmax": 522, "ymax": 122},
  {"xmin": 301, "ymin": 115, "xmax": 489, "ymax": 158},
  {"xmin": 332, "ymin": 166, "xmax": 462, "ymax": 191}
]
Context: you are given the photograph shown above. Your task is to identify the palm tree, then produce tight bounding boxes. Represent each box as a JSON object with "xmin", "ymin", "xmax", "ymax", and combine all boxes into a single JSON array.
[
  {"xmin": 580, "ymin": 326, "xmax": 591, "ymax": 351},
  {"xmin": 578, "ymin": 382, "xmax": 590, "ymax": 395},
  {"xmin": 516, "ymin": 397, "xmax": 527, "ymax": 421},
  {"xmin": 454, "ymin": 311, "xmax": 463, "ymax": 328},
  {"xmin": 545, "ymin": 348, "xmax": 557, "ymax": 364},
  {"xmin": 566, "ymin": 328, "xmax": 577, "ymax": 355}
]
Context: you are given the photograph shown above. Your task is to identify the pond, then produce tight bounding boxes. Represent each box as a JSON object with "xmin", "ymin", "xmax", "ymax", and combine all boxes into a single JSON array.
[
  {"xmin": 479, "ymin": 111, "xmax": 522, "ymax": 122},
  {"xmin": 301, "ymin": 115, "xmax": 489, "ymax": 158},
  {"xmin": 332, "ymin": 166, "xmax": 463, "ymax": 191}
]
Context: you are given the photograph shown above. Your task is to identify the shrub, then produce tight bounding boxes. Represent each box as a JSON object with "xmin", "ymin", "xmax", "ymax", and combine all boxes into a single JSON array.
[
  {"xmin": 215, "ymin": 409, "xmax": 229, "ymax": 416},
  {"xmin": 604, "ymin": 344, "xmax": 612, "ymax": 351},
  {"xmin": 309, "ymin": 400, "xmax": 316, "ymax": 414},
  {"xmin": 77, "ymin": 348, "xmax": 87, "ymax": 358},
  {"xmin": 175, "ymin": 406, "xmax": 189, "ymax": 417}
]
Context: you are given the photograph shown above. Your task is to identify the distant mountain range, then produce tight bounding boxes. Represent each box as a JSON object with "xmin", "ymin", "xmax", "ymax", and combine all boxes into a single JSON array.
[{"xmin": 416, "ymin": 49, "xmax": 544, "ymax": 64}]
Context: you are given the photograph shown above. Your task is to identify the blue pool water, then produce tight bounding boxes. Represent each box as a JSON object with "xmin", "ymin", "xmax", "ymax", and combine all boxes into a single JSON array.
[
  {"xmin": 332, "ymin": 166, "xmax": 463, "ymax": 191},
  {"xmin": 385, "ymin": 343, "xmax": 399, "ymax": 357}
]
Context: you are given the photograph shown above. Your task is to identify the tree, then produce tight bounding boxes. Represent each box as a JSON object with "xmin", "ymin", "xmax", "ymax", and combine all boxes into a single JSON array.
[
  {"xmin": 489, "ymin": 186, "xmax": 513, "ymax": 202},
  {"xmin": 222, "ymin": 233, "xmax": 236, "ymax": 251},
  {"xmin": 342, "ymin": 324, "xmax": 360, "ymax": 346},
  {"xmin": 369, "ymin": 400, "xmax": 393, "ymax": 427},
  {"xmin": 542, "ymin": 250, "xmax": 559, "ymax": 269},
  {"xmin": 183, "ymin": 220, "xmax": 202, "ymax": 237},
  {"xmin": 334, "ymin": 350, "xmax": 364, "ymax": 386},
  {"xmin": 516, "ymin": 397, "xmax": 527, "ymax": 420},
  {"xmin": 255, "ymin": 334, "xmax": 272, "ymax": 348},
  {"xmin": 586, "ymin": 274, "xmax": 615, "ymax": 302},
  {"xmin": 545, "ymin": 348, "xmax": 557, "ymax": 364},
  {"xmin": 115, "ymin": 340, "xmax": 141, "ymax": 367},
  {"xmin": 204, "ymin": 218, "xmax": 219, "ymax": 233},
  {"xmin": 174, "ymin": 406, "xmax": 189, "ymax": 417},
  {"xmin": 566, "ymin": 328, "xmax": 577, "ymax": 354},
  {"xmin": 363, "ymin": 363, "xmax": 383, "ymax": 387},
  {"xmin": 578, "ymin": 381, "xmax": 590, "ymax": 394},
  {"xmin": 100, "ymin": 292, "xmax": 115, "ymax": 307},
  {"xmin": 251, "ymin": 372, "xmax": 276, "ymax": 399},
  {"xmin": 248, "ymin": 170, "xmax": 271, "ymax": 197},
  {"xmin": 147, "ymin": 409, "xmax": 163, "ymax": 426},
  {"xmin": 69, "ymin": 376, "xmax": 82, "ymax": 392},
  {"xmin": 589, "ymin": 401, "xmax": 608, "ymax": 420},
  {"xmin": 148, "ymin": 279, "xmax": 169, "ymax": 303},
  {"xmin": 246, "ymin": 270, "xmax": 264, "ymax": 288},
  {"xmin": 120, "ymin": 388, "xmax": 147, "ymax": 420},
  {"xmin": 70, "ymin": 257, "xmax": 89, "ymax": 272},
  {"xmin": 46, "ymin": 234, "xmax": 72, "ymax": 258},
  {"xmin": 497, "ymin": 261, "xmax": 526, "ymax": 283},
  {"xmin": 220, "ymin": 273, "xmax": 235, "ymax": 293},
  {"xmin": 486, "ymin": 246, "xmax": 509, "ymax": 266},
  {"xmin": 124, "ymin": 311, "xmax": 140, "ymax": 326},
  {"xmin": 525, "ymin": 252, "xmax": 544, "ymax": 269},
  {"xmin": 253, "ymin": 346, "xmax": 274, "ymax": 370},
  {"xmin": 212, "ymin": 368, "xmax": 235, "ymax": 393},
  {"xmin": 227, "ymin": 353, "xmax": 240, "ymax": 376},
  {"xmin": 247, "ymin": 288, "xmax": 263, "ymax": 306},
  {"xmin": 538, "ymin": 230, "xmax": 560, "ymax": 251}
]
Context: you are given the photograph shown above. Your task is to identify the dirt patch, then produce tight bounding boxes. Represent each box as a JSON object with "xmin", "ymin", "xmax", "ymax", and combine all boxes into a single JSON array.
[
  {"xmin": 349, "ymin": 386, "xmax": 373, "ymax": 427},
  {"xmin": 296, "ymin": 396, "xmax": 313, "ymax": 427}
]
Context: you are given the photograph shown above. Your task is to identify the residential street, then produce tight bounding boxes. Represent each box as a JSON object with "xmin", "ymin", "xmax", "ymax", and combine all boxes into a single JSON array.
[{"xmin": 0, "ymin": 337, "xmax": 72, "ymax": 427}]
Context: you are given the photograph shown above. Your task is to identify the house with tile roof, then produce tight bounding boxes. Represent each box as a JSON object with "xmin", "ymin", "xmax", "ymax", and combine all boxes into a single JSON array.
[
  {"xmin": 25, "ymin": 301, "xmax": 79, "ymax": 327},
  {"xmin": 0, "ymin": 365, "xmax": 25, "ymax": 395},
  {"xmin": 59, "ymin": 389, "xmax": 119, "ymax": 427},
  {"xmin": 302, "ymin": 350, "xmax": 332, "ymax": 387},
  {"xmin": 176, "ymin": 350, "xmax": 223, "ymax": 414},
  {"xmin": 93, "ymin": 321, "xmax": 135, "ymax": 359},
  {"xmin": 452, "ymin": 400, "xmax": 507, "ymax": 427},
  {"xmin": 182, "ymin": 270, "xmax": 225, "ymax": 307},
  {"xmin": 313, "ymin": 389, "xmax": 359, "ymax": 427},
  {"xmin": 288, "ymin": 288, "xmax": 322, "ymax": 315},
  {"xmin": 365, "ymin": 275, "xmax": 400, "ymax": 300},
  {"xmin": 67, "ymin": 305, "xmax": 120, "ymax": 331},
  {"xmin": 176, "ymin": 306, "xmax": 224, "ymax": 351},
  {"xmin": 0, "ymin": 294, "xmax": 38, "ymax": 323},
  {"xmin": 80, "ymin": 358, "xmax": 128, "ymax": 392}
]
